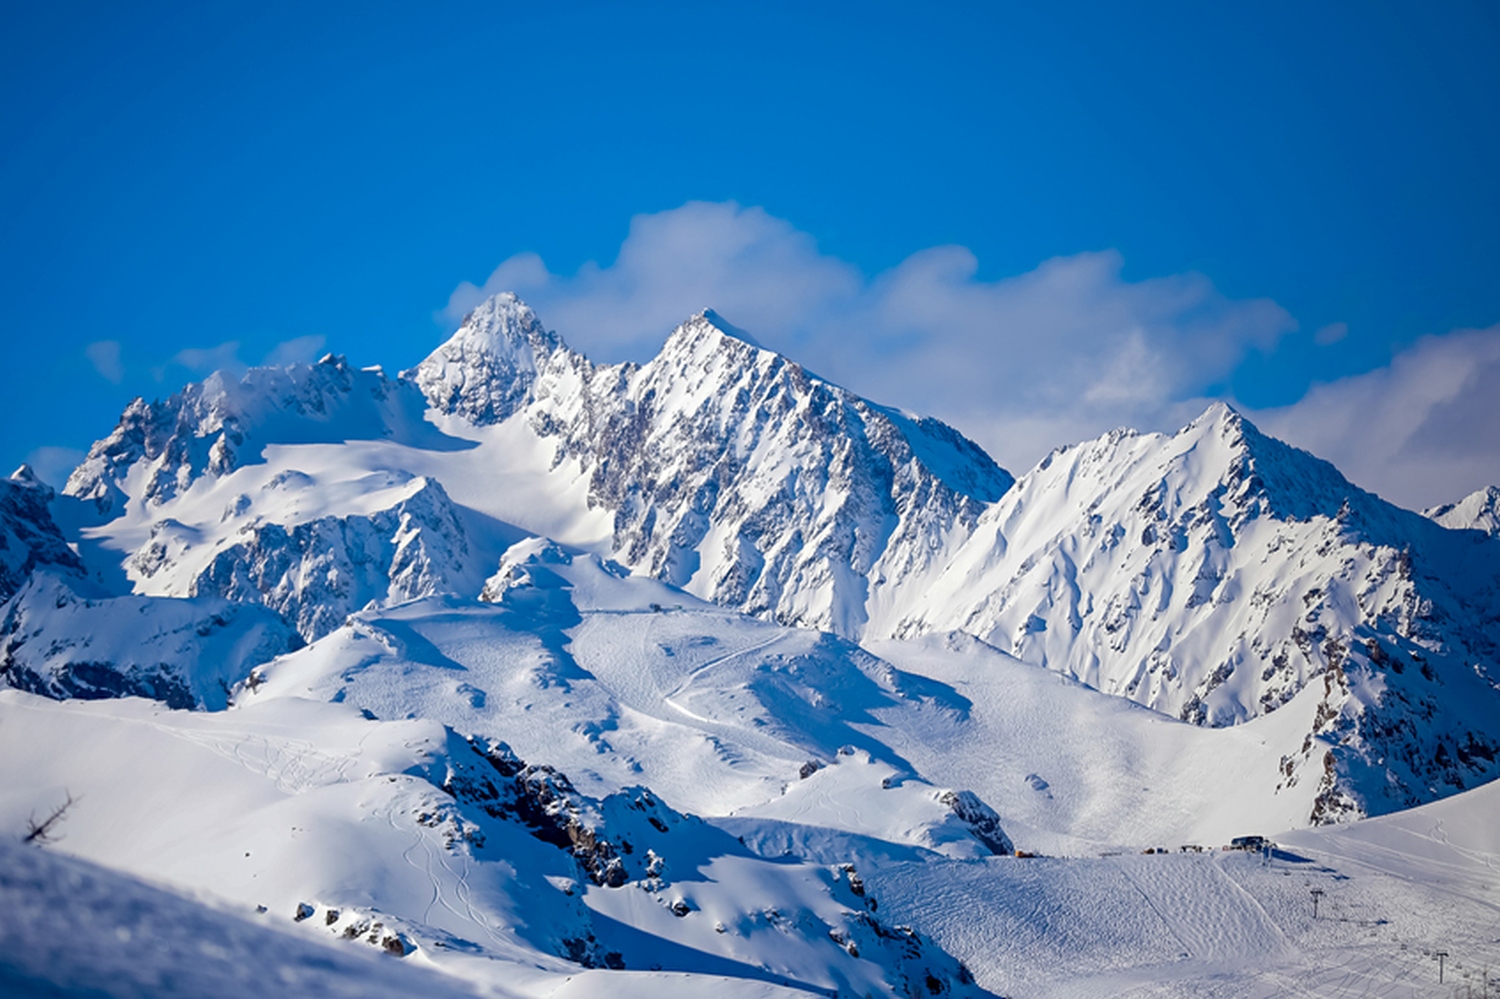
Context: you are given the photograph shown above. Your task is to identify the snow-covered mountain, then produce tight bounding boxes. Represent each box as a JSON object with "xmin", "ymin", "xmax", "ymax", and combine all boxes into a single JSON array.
[
  {"xmin": 5, "ymin": 290, "xmax": 1500, "ymax": 997},
  {"xmin": 413, "ymin": 294, "xmax": 1011, "ymax": 636},
  {"xmin": 26, "ymin": 293, "xmax": 1500, "ymax": 822},
  {"xmin": 65, "ymin": 353, "xmax": 451, "ymax": 517},
  {"xmin": 885, "ymin": 404, "xmax": 1500, "ymax": 816},
  {"xmin": 1, "ymin": 465, "xmax": 299, "ymax": 708},
  {"xmin": 1425, "ymin": 484, "xmax": 1500, "ymax": 537},
  {"xmin": 62, "ymin": 296, "xmax": 1010, "ymax": 643},
  {"xmin": 0, "ymin": 571, "xmax": 297, "ymax": 709},
  {"xmin": 17, "ymin": 292, "xmax": 1500, "ymax": 819}
]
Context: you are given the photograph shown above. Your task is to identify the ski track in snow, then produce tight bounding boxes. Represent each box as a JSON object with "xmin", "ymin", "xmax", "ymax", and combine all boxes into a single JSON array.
[
  {"xmin": 661, "ymin": 632, "xmax": 784, "ymax": 725},
  {"xmin": 1109, "ymin": 854, "xmax": 1293, "ymax": 967}
]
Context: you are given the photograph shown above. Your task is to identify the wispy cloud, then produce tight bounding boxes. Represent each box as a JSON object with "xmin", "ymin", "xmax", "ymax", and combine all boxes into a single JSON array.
[
  {"xmin": 84, "ymin": 340, "xmax": 124, "ymax": 384},
  {"xmin": 146, "ymin": 334, "xmax": 328, "ymax": 384},
  {"xmin": 448, "ymin": 201, "xmax": 1295, "ymax": 477},
  {"xmin": 156, "ymin": 341, "xmax": 246, "ymax": 381},
  {"xmin": 1313, "ymin": 321, "xmax": 1349, "ymax": 346},
  {"xmin": 444, "ymin": 202, "xmax": 864, "ymax": 361},
  {"xmin": 264, "ymin": 334, "xmax": 327, "ymax": 366},
  {"xmin": 22, "ymin": 445, "xmax": 86, "ymax": 490},
  {"xmin": 1251, "ymin": 326, "xmax": 1500, "ymax": 510}
]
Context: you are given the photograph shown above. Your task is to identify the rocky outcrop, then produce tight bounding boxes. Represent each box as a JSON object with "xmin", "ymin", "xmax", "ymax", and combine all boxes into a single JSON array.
[
  {"xmin": 939, "ymin": 789, "xmax": 1014, "ymax": 856},
  {"xmin": 187, "ymin": 477, "xmax": 469, "ymax": 641},
  {"xmin": 437, "ymin": 733, "xmax": 690, "ymax": 889},
  {"xmin": 0, "ymin": 572, "xmax": 298, "ymax": 710},
  {"xmin": 0, "ymin": 467, "xmax": 85, "ymax": 602}
]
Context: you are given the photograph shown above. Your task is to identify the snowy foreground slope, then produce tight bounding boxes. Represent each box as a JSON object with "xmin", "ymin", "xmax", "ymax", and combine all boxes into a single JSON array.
[
  {"xmin": 2, "ymin": 291, "xmax": 1500, "ymax": 997},
  {"xmin": 4, "ymin": 654, "xmax": 1499, "ymax": 997}
]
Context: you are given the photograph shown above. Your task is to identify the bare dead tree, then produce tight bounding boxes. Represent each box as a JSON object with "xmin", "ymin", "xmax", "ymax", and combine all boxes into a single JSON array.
[{"xmin": 23, "ymin": 791, "xmax": 76, "ymax": 846}]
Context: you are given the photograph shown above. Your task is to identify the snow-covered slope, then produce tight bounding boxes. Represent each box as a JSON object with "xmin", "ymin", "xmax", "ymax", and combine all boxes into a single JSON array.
[
  {"xmin": 886, "ymin": 404, "xmax": 1500, "ymax": 818},
  {"xmin": 1425, "ymin": 484, "xmax": 1500, "ymax": 537},
  {"xmin": 879, "ymin": 776, "xmax": 1500, "ymax": 998},
  {"xmin": 0, "ymin": 830, "xmax": 497, "ymax": 999},
  {"xmin": 0, "ymin": 684, "xmax": 988, "ymax": 999},
  {"xmin": 5, "ymin": 557, "xmax": 1498, "ymax": 997}
]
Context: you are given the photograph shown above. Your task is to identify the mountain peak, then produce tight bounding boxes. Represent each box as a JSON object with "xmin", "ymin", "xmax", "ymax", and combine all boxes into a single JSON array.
[
  {"xmin": 1426, "ymin": 484, "xmax": 1500, "ymax": 537},
  {"xmin": 1183, "ymin": 400, "xmax": 1246, "ymax": 438},
  {"xmin": 411, "ymin": 292, "xmax": 570, "ymax": 425},
  {"xmin": 698, "ymin": 308, "xmax": 762, "ymax": 347},
  {"xmin": 454, "ymin": 293, "xmax": 560, "ymax": 355},
  {"xmin": 662, "ymin": 309, "xmax": 768, "ymax": 361},
  {"xmin": 9, "ymin": 463, "xmax": 43, "ymax": 488}
]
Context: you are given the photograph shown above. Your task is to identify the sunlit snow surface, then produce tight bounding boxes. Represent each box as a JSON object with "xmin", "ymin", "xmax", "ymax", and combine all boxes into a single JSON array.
[
  {"xmin": 2, "ymin": 546, "xmax": 1496, "ymax": 997},
  {"xmin": 7, "ymin": 298, "xmax": 1499, "ymax": 997}
]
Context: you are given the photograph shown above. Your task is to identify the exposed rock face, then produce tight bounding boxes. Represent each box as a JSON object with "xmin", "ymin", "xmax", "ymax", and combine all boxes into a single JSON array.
[
  {"xmin": 0, "ymin": 573, "xmax": 298, "ymax": 710},
  {"xmin": 0, "ymin": 467, "xmax": 85, "ymax": 601},
  {"xmin": 939, "ymin": 789, "xmax": 1014, "ymax": 856},
  {"xmin": 186, "ymin": 477, "xmax": 469, "ymax": 642},
  {"xmin": 891, "ymin": 403, "xmax": 1500, "ymax": 819},
  {"xmin": 438, "ymin": 732, "xmax": 691, "ymax": 889}
]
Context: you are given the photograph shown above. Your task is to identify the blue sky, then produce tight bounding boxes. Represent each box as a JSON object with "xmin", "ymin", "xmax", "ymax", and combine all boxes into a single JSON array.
[{"xmin": 3, "ymin": 1, "xmax": 1498, "ymax": 508}]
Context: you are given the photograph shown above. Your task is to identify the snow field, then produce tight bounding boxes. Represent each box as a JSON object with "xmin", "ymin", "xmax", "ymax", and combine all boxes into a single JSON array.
[
  {"xmin": 873, "ymin": 843, "xmax": 1500, "ymax": 999},
  {"xmin": 0, "ymin": 833, "xmax": 503, "ymax": 999}
]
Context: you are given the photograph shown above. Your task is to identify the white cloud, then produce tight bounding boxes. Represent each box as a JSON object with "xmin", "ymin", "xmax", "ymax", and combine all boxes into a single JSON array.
[
  {"xmin": 1314, "ymin": 321, "xmax": 1349, "ymax": 346},
  {"xmin": 142, "ymin": 335, "xmax": 326, "ymax": 384},
  {"xmin": 1251, "ymin": 326, "xmax": 1500, "ymax": 511},
  {"xmin": 448, "ymin": 201, "xmax": 1295, "ymax": 475},
  {"xmin": 444, "ymin": 202, "xmax": 864, "ymax": 363},
  {"xmin": 23, "ymin": 446, "xmax": 86, "ymax": 490},
  {"xmin": 263, "ymin": 334, "xmax": 327, "ymax": 367},
  {"xmin": 154, "ymin": 341, "xmax": 246, "ymax": 381},
  {"xmin": 84, "ymin": 340, "xmax": 124, "ymax": 384}
]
